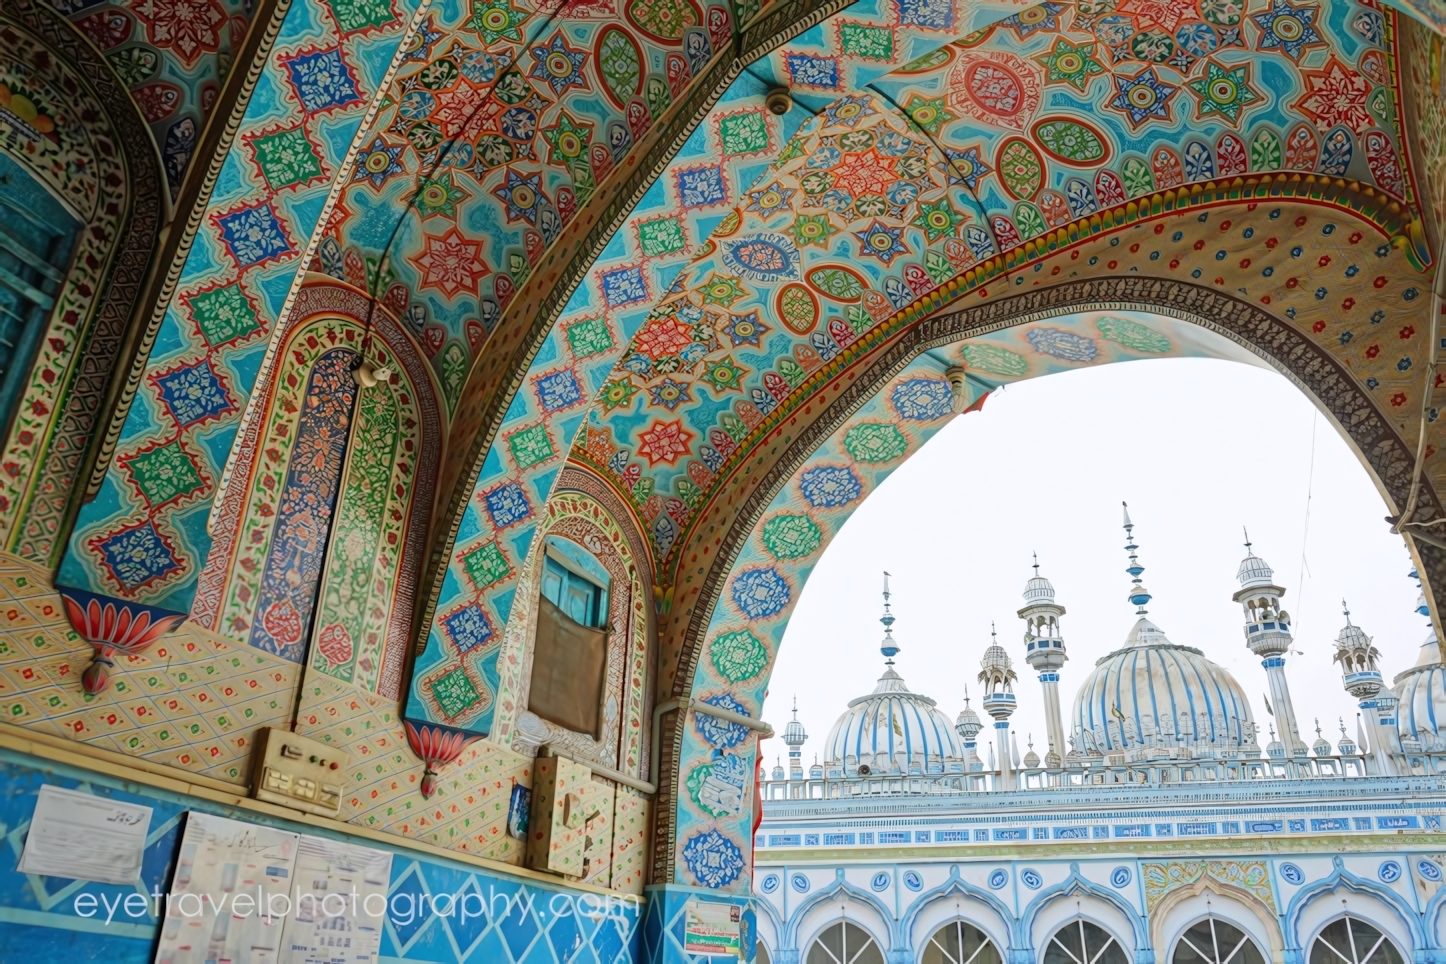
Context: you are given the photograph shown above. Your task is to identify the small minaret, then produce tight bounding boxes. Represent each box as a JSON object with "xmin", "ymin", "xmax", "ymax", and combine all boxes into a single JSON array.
[
  {"xmin": 1020, "ymin": 553, "xmax": 1067, "ymax": 767},
  {"xmin": 880, "ymin": 571, "xmax": 899, "ymax": 662},
  {"xmin": 978, "ymin": 623, "xmax": 1018, "ymax": 790},
  {"xmin": 1122, "ymin": 503, "xmax": 1152, "ymax": 615},
  {"xmin": 956, "ymin": 688, "xmax": 984, "ymax": 772},
  {"xmin": 784, "ymin": 696, "xmax": 807, "ymax": 782},
  {"xmin": 1333, "ymin": 602, "xmax": 1397, "ymax": 776},
  {"xmin": 1234, "ymin": 530, "xmax": 1306, "ymax": 755}
]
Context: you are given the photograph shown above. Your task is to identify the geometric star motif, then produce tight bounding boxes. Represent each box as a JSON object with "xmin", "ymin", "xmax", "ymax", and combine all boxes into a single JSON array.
[
  {"xmin": 353, "ymin": 135, "xmax": 404, "ymax": 188},
  {"xmin": 831, "ymin": 149, "xmax": 896, "ymax": 197},
  {"xmin": 408, "ymin": 227, "xmax": 489, "ymax": 298},
  {"xmin": 1187, "ymin": 59, "xmax": 1260, "ymax": 125},
  {"xmin": 1293, "ymin": 55, "xmax": 1374, "ymax": 134},
  {"xmin": 530, "ymin": 34, "xmax": 587, "ymax": 95},
  {"xmin": 1033, "ymin": 37, "xmax": 1106, "ymax": 92},
  {"xmin": 855, "ymin": 220, "xmax": 908, "ymax": 263},
  {"xmin": 1252, "ymin": 0, "xmax": 1325, "ymax": 62},
  {"xmin": 1108, "ymin": 67, "xmax": 1178, "ymax": 130}
]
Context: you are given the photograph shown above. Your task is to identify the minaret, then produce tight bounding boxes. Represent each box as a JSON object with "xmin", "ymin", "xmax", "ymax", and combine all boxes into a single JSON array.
[
  {"xmin": 1019, "ymin": 553, "xmax": 1067, "ymax": 767},
  {"xmin": 1233, "ymin": 530, "xmax": 1306, "ymax": 755},
  {"xmin": 783, "ymin": 696, "xmax": 807, "ymax": 782},
  {"xmin": 978, "ymin": 623, "xmax": 1018, "ymax": 790},
  {"xmin": 956, "ymin": 688, "xmax": 984, "ymax": 772},
  {"xmin": 1333, "ymin": 602, "xmax": 1397, "ymax": 776}
]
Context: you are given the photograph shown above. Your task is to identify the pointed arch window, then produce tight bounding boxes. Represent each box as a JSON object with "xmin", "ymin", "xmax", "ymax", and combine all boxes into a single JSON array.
[
  {"xmin": 1171, "ymin": 918, "xmax": 1265, "ymax": 964},
  {"xmin": 806, "ymin": 921, "xmax": 884, "ymax": 964},
  {"xmin": 1308, "ymin": 918, "xmax": 1404, "ymax": 964},
  {"xmin": 1043, "ymin": 920, "xmax": 1128, "ymax": 964},
  {"xmin": 922, "ymin": 920, "xmax": 1003, "ymax": 964}
]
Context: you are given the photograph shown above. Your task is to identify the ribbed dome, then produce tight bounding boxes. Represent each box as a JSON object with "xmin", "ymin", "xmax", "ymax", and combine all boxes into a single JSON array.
[
  {"xmin": 1024, "ymin": 574, "xmax": 1056, "ymax": 602},
  {"xmin": 823, "ymin": 664, "xmax": 964, "ymax": 774},
  {"xmin": 1392, "ymin": 628, "xmax": 1446, "ymax": 751},
  {"xmin": 1236, "ymin": 552, "xmax": 1275, "ymax": 589},
  {"xmin": 1335, "ymin": 620, "xmax": 1371, "ymax": 652},
  {"xmin": 1069, "ymin": 617, "xmax": 1257, "ymax": 760},
  {"xmin": 980, "ymin": 643, "xmax": 1012, "ymax": 674}
]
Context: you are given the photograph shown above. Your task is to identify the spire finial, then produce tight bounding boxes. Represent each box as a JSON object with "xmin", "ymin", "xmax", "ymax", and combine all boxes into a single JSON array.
[
  {"xmin": 792, "ymin": 694, "xmax": 798, "ymax": 719},
  {"xmin": 1243, "ymin": 526, "xmax": 1251, "ymax": 550},
  {"xmin": 1032, "ymin": 551, "xmax": 1040, "ymax": 575},
  {"xmin": 963, "ymin": 683, "xmax": 970, "ymax": 709},
  {"xmin": 1122, "ymin": 501, "xmax": 1151, "ymax": 615},
  {"xmin": 1342, "ymin": 599, "xmax": 1352, "ymax": 626},
  {"xmin": 990, "ymin": 621, "xmax": 997, "ymax": 643},
  {"xmin": 879, "ymin": 571, "xmax": 899, "ymax": 662},
  {"xmin": 1315, "ymin": 718, "xmax": 1322, "ymax": 739}
]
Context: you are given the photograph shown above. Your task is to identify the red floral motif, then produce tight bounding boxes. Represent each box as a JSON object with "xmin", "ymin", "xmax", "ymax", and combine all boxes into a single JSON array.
[
  {"xmin": 634, "ymin": 315, "xmax": 694, "ymax": 359},
  {"xmin": 947, "ymin": 52, "xmax": 1041, "ymax": 132},
  {"xmin": 1293, "ymin": 56, "xmax": 1373, "ymax": 133},
  {"xmin": 637, "ymin": 419, "xmax": 693, "ymax": 466},
  {"xmin": 831, "ymin": 149, "xmax": 896, "ymax": 196},
  {"xmin": 408, "ymin": 227, "xmax": 489, "ymax": 298},
  {"xmin": 261, "ymin": 599, "xmax": 303, "ymax": 646},
  {"xmin": 133, "ymin": 0, "xmax": 227, "ymax": 70},
  {"xmin": 317, "ymin": 622, "xmax": 354, "ymax": 666},
  {"xmin": 1117, "ymin": 0, "xmax": 1198, "ymax": 33},
  {"xmin": 74, "ymin": 10, "xmax": 132, "ymax": 49}
]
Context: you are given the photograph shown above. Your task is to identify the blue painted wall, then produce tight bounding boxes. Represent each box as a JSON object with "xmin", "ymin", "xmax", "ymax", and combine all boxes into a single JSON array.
[{"xmin": 0, "ymin": 749, "xmax": 642, "ymax": 963}]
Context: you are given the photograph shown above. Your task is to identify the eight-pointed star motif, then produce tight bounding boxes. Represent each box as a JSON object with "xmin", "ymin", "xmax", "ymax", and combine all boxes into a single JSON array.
[{"xmin": 408, "ymin": 227, "xmax": 489, "ymax": 298}]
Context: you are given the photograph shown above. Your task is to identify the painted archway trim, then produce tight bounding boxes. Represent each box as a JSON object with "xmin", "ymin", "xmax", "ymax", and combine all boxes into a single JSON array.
[
  {"xmin": 897, "ymin": 867, "xmax": 1019, "ymax": 959},
  {"xmin": 411, "ymin": 0, "xmax": 857, "ymax": 651},
  {"xmin": 1282, "ymin": 855, "xmax": 1428, "ymax": 955},
  {"xmin": 781, "ymin": 872, "xmax": 901, "ymax": 953},
  {"xmin": 1019, "ymin": 865, "xmax": 1151, "ymax": 959},
  {"xmin": 0, "ymin": 0, "xmax": 163, "ymax": 566},
  {"xmin": 654, "ymin": 275, "xmax": 1445, "ymax": 882}
]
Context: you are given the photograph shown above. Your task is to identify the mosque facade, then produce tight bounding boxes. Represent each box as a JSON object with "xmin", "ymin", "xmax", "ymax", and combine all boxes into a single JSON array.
[{"xmin": 755, "ymin": 512, "xmax": 1446, "ymax": 964}]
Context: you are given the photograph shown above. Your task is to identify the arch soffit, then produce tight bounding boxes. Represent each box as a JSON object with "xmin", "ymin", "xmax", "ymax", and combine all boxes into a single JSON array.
[
  {"xmin": 1284, "ymin": 860, "xmax": 1426, "ymax": 953},
  {"xmin": 902, "ymin": 871, "xmax": 1016, "ymax": 957},
  {"xmin": 0, "ymin": 0, "xmax": 163, "ymax": 566},
  {"xmin": 784, "ymin": 876, "xmax": 899, "ymax": 952},
  {"xmin": 671, "ymin": 266, "xmax": 1446, "ymax": 707},
  {"xmin": 1022, "ymin": 867, "xmax": 1149, "ymax": 955},
  {"xmin": 1150, "ymin": 882, "xmax": 1284, "ymax": 958}
]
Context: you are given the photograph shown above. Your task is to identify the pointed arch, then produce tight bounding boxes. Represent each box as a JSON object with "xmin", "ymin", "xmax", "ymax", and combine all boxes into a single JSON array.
[
  {"xmin": 1020, "ymin": 864, "xmax": 1149, "ymax": 959},
  {"xmin": 1283, "ymin": 858, "xmax": 1427, "ymax": 956},
  {"xmin": 783, "ymin": 874, "xmax": 901, "ymax": 953},
  {"xmin": 901, "ymin": 867, "xmax": 1017, "ymax": 960}
]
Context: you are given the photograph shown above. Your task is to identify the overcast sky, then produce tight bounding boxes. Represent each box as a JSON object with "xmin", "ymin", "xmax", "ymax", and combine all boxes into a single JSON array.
[{"xmin": 757, "ymin": 355, "xmax": 1429, "ymax": 771}]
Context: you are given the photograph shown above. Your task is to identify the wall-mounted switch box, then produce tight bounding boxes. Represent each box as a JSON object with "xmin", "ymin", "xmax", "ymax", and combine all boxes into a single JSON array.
[
  {"xmin": 526, "ymin": 756, "xmax": 607, "ymax": 877},
  {"xmin": 251, "ymin": 727, "xmax": 347, "ymax": 818}
]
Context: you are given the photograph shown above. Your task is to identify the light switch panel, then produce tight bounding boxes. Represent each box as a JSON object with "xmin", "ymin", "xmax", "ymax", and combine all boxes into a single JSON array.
[{"xmin": 251, "ymin": 727, "xmax": 347, "ymax": 818}]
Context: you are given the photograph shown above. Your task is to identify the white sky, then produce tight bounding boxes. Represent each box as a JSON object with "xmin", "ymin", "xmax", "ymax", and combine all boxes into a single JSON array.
[{"xmin": 758, "ymin": 355, "xmax": 1430, "ymax": 771}]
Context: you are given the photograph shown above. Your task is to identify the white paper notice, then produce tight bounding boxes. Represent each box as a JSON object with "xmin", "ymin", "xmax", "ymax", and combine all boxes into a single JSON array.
[
  {"xmin": 153, "ymin": 812, "xmax": 298, "ymax": 964},
  {"xmin": 17, "ymin": 784, "xmax": 153, "ymax": 885},
  {"xmin": 279, "ymin": 834, "xmax": 393, "ymax": 964}
]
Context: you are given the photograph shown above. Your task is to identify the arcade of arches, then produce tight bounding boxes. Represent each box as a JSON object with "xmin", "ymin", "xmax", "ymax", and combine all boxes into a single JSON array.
[{"xmin": 5, "ymin": 0, "xmax": 1446, "ymax": 959}]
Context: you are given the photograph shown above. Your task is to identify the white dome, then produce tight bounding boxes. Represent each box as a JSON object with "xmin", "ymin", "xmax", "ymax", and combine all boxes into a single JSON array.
[
  {"xmin": 823, "ymin": 665, "xmax": 964, "ymax": 775},
  {"xmin": 1236, "ymin": 552, "xmax": 1275, "ymax": 589},
  {"xmin": 1069, "ymin": 617, "xmax": 1256, "ymax": 760},
  {"xmin": 1392, "ymin": 629, "xmax": 1446, "ymax": 751},
  {"xmin": 1024, "ymin": 574, "xmax": 1056, "ymax": 602}
]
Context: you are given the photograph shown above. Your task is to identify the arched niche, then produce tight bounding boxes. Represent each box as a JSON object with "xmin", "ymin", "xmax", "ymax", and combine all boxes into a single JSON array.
[
  {"xmin": 192, "ymin": 279, "xmax": 443, "ymax": 703},
  {"xmin": 910, "ymin": 898, "xmax": 1012, "ymax": 964},
  {"xmin": 792, "ymin": 892, "xmax": 893, "ymax": 964},
  {"xmin": 1150, "ymin": 882, "xmax": 1281, "ymax": 964},
  {"xmin": 1030, "ymin": 893, "xmax": 1139, "ymax": 963},
  {"xmin": 0, "ymin": 0, "xmax": 162, "ymax": 566},
  {"xmin": 489, "ymin": 472, "xmax": 654, "ymax": 779},
  {"xmin": 1293, "ymin": 886, "xmax": 1418, "ymax": 962}
]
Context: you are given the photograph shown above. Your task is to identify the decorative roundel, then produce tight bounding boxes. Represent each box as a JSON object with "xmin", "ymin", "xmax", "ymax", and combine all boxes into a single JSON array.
[
  {"xmin": 1279, "ymin": 863, "xmax": 1305, "ymax": 885},
  {"xmin": 870, "ymin": 872, "xmax": 891, "ymax": 892},
  {"xmin": 1110, "ymin": 867, "xmax": 1132, "ymax": 888},
  {"xmin": 1379, "ymin": 861, "xmax": 1403, "ymax": 883},
  {"xmin": 903, "ymin": 871, "xmax": 924, "ymax": 892},
  {"xmin": 988, "ymin": 868, "xmax": 1009, "ymax": 890},
  {"xmin": 1419, "ymin": 860, "xmax": 1443, "ymax": 882},
  {"xmin": 1021, "ymin": 869, "xmax": 1043, "ymax": 890},
  {"xmin": 791, "ymin": 873, "xmax": 811, "ymax": 893},
  {"xmin": 760, "ymin": 874, "xmax": 780, "ymax": 894}
]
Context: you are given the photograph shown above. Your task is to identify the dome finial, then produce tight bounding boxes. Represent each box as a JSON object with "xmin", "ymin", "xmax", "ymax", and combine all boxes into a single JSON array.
[
  {"xmin": 879, "ymin": 571, "xmax": 900, "ymax": 662},
  {"xmin": 1342, "ymin": 599, "xmax": 1352, "ymax": 626},
  {"xmin": 1032, "ymin": 551, "xmax": 1039, "ymax": 575},
  {"xmin": 1243, "ymin": 526, "xmax": 1251, "ymax": 550},
  {"xmin": 1122, "ymin": 501, "xmax": 1151, "ymax": 615}
]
